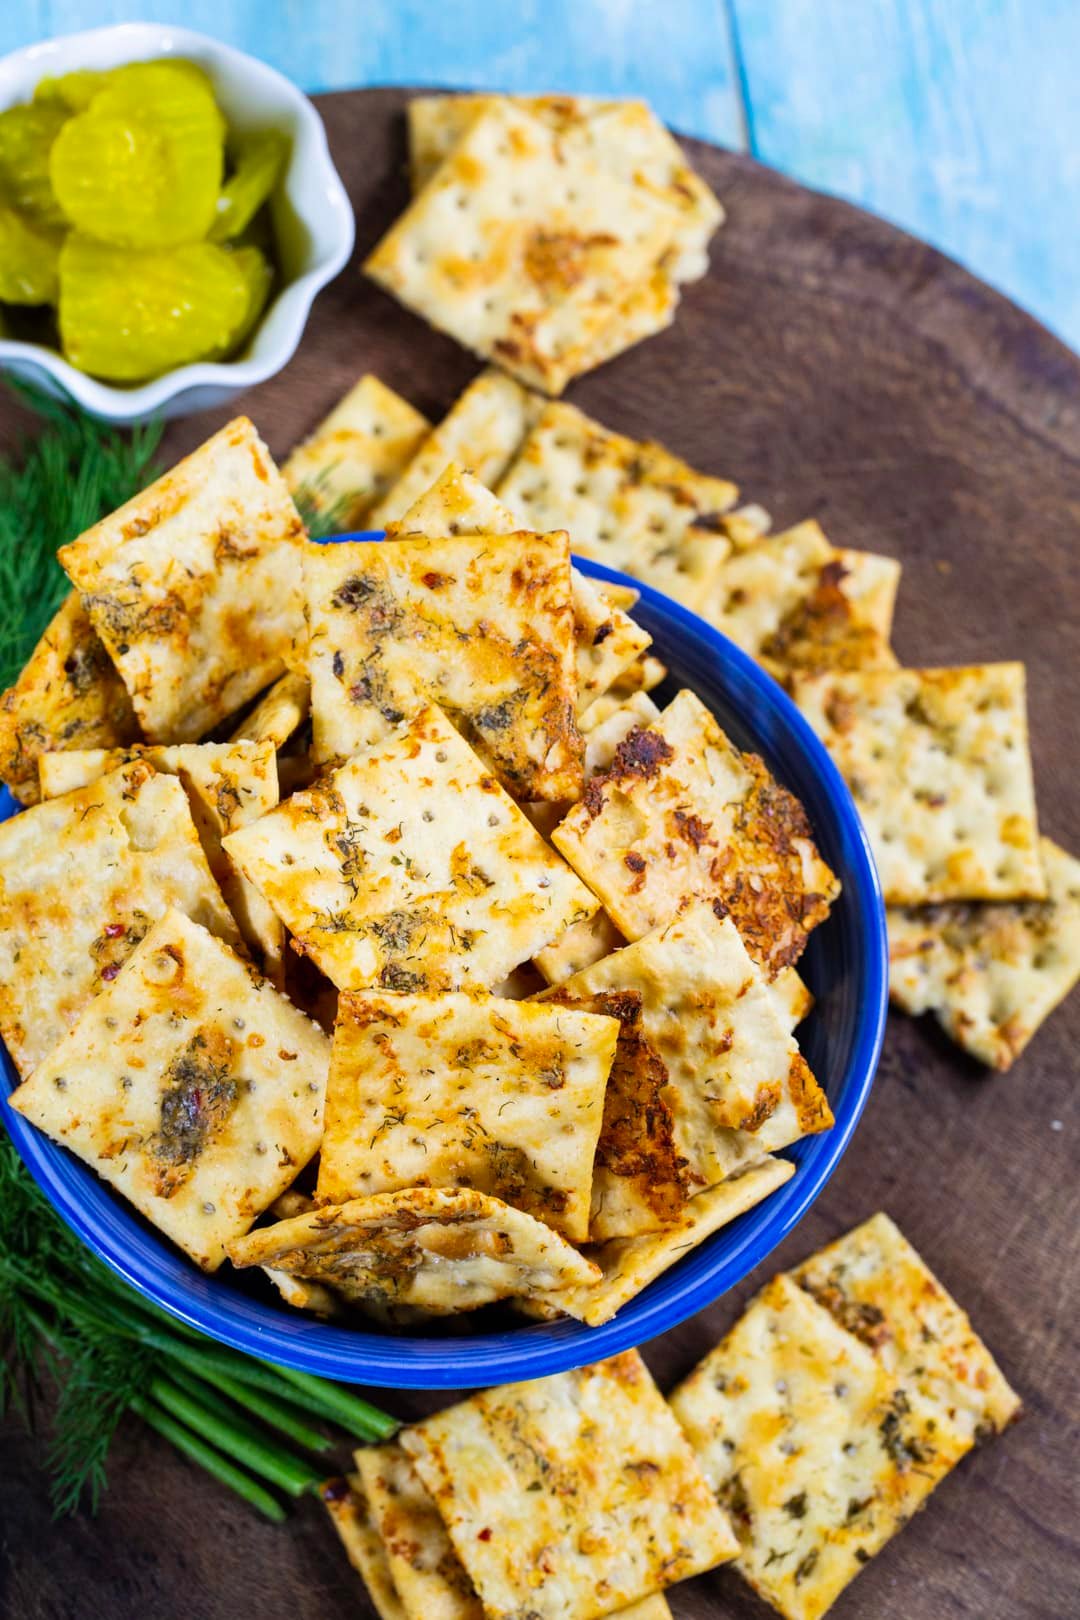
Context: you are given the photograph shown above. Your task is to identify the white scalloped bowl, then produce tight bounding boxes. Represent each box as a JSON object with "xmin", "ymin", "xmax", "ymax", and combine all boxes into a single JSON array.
[{"xmin": 0, "ymin": 23, "xmax": 355, "ymax": 422}]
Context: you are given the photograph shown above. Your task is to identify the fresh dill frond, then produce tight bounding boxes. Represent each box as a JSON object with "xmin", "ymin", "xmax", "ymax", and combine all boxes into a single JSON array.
[
  {"xmin": 291, "ymin": 467, "xmax": 355, "ymax": 540},
  {"xmin": 46, "ymin": 1330, "xmax": 156, "ymax": 1518}
]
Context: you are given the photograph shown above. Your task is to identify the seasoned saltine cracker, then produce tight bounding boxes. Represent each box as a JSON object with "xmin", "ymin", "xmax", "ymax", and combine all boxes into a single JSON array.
[
  {"xmin": 887, "ymin": 836, "xmax": 1080, "ymax": 1069},
  {"xmin": 532, "ymin": 906, "xmax": 624, "ymax": 986},
  {"xmin": 365, "ymin": 101, "xmax": 680, "ymax": 396},
  {"xmin": 407, "ymin": 93, "xmax": 722, "ymax": 283},
  {"xmin": 771, "ymin": 965, "xmax": 815, "ymax": 1033},
  {"xmin": 223, "ymin": 705, "xmax": 597, "ymax": 993},
  {"xmin": 284, "ymin": 374, "xmax": 431, "ymax": 531},
  {"xmin": 322, "ymin": 1475, "xmax": 407, "ymax": 1620},
  {"xmin": 498, "ymin": 402, "xmax": 738, "ymax": 609},
  {"xmin": 0, "ymin": 592, "xmax": 138, "ymax": 806},
  {"xmin": 59, "ymin": 418, "xmax": 305, "ymax": 743},
  {"xmin": 552, "ymin": 689, "xmax": 840, "ymax": 977},
  {"xmin": 541, "ymin": 900, "xmax": 832, "ymax": 1193},
  {"xmin": 670, "ymin": 1272, "xmax": 974, "ymax": 1620},
  {"xmin": 400, "ymin": 1350, "xmax": 737, "ymax": 1620},
  {"xmin": 793, "ymin": 1212, "xmax": 1021, "ymax": 1441},
  {"xmin": 303, "ymin": 529, "xmax": 583, "ymax": 799},
  {"xmin": 38, "ymin": 738, "xmax": 283, "ymax": 979},
  {"xmin": 354, "ymin": 1444, "xmax": 484, "ymax": 1620},
  {"xmin": 227, "ymin": 1186, "xmax": 600, "ymax": 1316},
  {"xmin": 317, "ymin": 990, "xmax": 617, "ymax": 1241},
  {"xmin": 369, "ymin": 371, "xmax": 541, "ymax": 529},
  {"xmin": 0, "ymin": 761, "xmax": 239, "ymax": 1077},
  {"xmin": 229, "ymin": 669, "xmax": 310, "ymax": 749},
  {"xmin": 10, "ymin": 909, "xmax": 328, "ymax": 1270},
  {"xmin": 793, "ymin": 662, "xmax": 1044, "ymax": 904}
]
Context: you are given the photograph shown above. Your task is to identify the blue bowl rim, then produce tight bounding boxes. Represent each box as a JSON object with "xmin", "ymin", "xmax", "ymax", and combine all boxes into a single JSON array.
[{"xmin": 1, "ymin": 545, "xmax": 888, "ymax": 1388}]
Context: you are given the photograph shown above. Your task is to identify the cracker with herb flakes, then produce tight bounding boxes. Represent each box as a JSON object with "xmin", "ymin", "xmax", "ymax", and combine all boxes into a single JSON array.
[
  {"xmin": 38, "ymin": 738, "xmax": 283, "ymax": 980},
  {"xmin": 284, "ymin": 374, "xmax": 431, "ymax": 532},
  {"xmin": 0, "ymin": 761, "xmax": 240, "ymax": 1078},
  {"xmin": 399, "ymin": 1349, "xmax": 737, "ymax": 1620},
  {"xmin": 552, "ymin": 689, "xmax": 840, "ymax": 977},
  {"xmin": 541, "ymin": 900, "xmax": 832, "ymax": 1194},
  {"xmin": 793, "ymin": 1212, "xmax": 1021, "ymax": 1442},
  {"xmin": 322, "ymin": 1474, "xmax": 407, "ymax": 1620},
  {"xmin": 303, "ymin": 528, "xmax": 583, "ymax": 799},
  {"xmin": 317, "ymin": 990, "xmax": 617, "ymax": 1241},
  {"xmin": 223, "ymin": 704, "xmax": 598, "ymax": 992},
  {"xmin": 498, "ymin": 402, "xmax": 738, "ymax": 609},
  {"xmin": 229, "ymin": 670, "xmax": 310, "ymax": 749},
  {"xmin": 58, "ymin": 417, "xmax": 305, "ymax": 744},
  {"xmin": 227, "ymin": 1186, "xmax": 600, "ymax": 1316},
  {"xmin": 365, "ymin": 102, "xmax": 681, "ymax": 396},
  {"xmin": 887, "ymin": 836, "xmax": 1080, "ymax": 1070},
  {"xmin": 793, "ymin": 662, "xmax": 1044, "ymax": 904},
  {"xmin": 10, "ymin": 908, "xmax": 328, "ymax": 1271},
  {"xmin": 0, "ymin": 591, "xmax": 139, "ymax": 807},
  {"xmin": 354, "ymin": 1443, "xmax": 485, "ymax": 1620},
  {"xmin": 670, "ymin": 1272, "xmax": 975, "ymax": 1620},
  {"xmin": 533, "ymin": 905, "xmax": 624, "ymax": 986}
]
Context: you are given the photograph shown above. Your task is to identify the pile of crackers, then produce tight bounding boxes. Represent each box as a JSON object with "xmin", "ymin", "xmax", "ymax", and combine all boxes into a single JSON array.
[
  {"xmin": 0, "ymin": 413, "xmax": 839, "ymax": 1320},
  {"xmin": 363, "ymin": 94, "xmax": 723, "ymax": 395},
  {"xmin": 321, "ymin": 1214, "xmax": 1019, "ymax": 1620}
]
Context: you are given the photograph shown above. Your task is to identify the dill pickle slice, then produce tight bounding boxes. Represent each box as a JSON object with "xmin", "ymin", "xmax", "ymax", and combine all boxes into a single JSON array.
[
  {"xmin": 221, "ymin": 245, "xmax": 274, "ymax": 354},
  {"xmin": 58, "ymin": 235, "xmax": 250, "ymax": 382},
  {"xmin": 49, "ymin": 62, "xmax": 225, "ymax": 248},
  {"xmin": 209, "ymin": 130, "xmax": 289, "ymax": 242},
  {"xmin": 33, "ymin": 69, "xmax": 111, "ymax": 112},
  {"xmin": 0, "ymin": 205, "xmax": 61, "ymax": 304},
  {"xmin": 0, "ymin": 102, "xmax": 69, "ymax": 228}
]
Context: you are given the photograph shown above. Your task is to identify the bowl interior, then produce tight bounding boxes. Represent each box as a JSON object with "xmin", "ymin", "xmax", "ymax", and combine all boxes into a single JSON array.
[{"xmin": 0, "ymin": 555, "xmax": 886, "ymax": 1388}]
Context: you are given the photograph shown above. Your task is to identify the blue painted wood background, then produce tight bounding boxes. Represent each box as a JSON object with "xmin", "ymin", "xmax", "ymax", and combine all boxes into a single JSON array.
[{"xmin": 4, "ymin": 1, "xmax": 1077, "ymax": 352}]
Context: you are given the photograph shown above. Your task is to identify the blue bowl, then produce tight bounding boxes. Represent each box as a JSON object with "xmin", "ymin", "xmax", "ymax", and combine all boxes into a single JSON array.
[{"xmin": 0, "ymin": 550, "xmax": 887, "ymax": 1388}]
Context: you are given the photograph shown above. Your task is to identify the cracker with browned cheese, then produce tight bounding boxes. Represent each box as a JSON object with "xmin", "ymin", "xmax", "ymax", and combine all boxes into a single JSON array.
[
  {"xmin": 498, "ymin": 401, "xmax": 738, "ymax": 610},
  {"xmin": 10, "ymin": 909, "xmax": 328, "ymax": 1270},
  {"xmin": 553, "ymin": 688, "xmax": 840, "ymax": 978},
  {"xmin": 669, "ymin": 1271, "xmax": 981, "ymax": 1620},
  {"xmin": 407, "ymin": 93, "xmax": 722, "ymax": 284},
  {"xmin": 227, "ymin": 1186, "xmax": 600, "ymax": 1316},
  {"xmin": 887, "ymin": 836, "xmax": 1080, "ymax": 1069},
  {"xmin": 230, "ymin": 670, "xmax": 310, "ymax": 749},
  {"xmin": 0, "ymin": 592, "xmax": 139, "ymax": 806},
  {"xmin": 354, "ymin": 1443, "xmax": 484, "ymax": 1620},
  {"xmin": 38, "ymin": 739, "xmax": 283, "ymax": 980},
  {"xmin": 58, "ymin": 417, "xmax": 305, "ymax": 743},
  {"xmin": 369, "ymin": 371, "xmax": 542, "ymax": 529},
  {"xmin": 322, "ymin": 1474, "xmax": 407, "ymax": 1620},
  {"xmin": 389, "ymin": 461, "xmax": 653, "ymax": 712},
  {"xmin": 223, "ymin": 704, "xmax": 597, "ymax": 992},
  {"xmin": 316, "ymin": 990, "xmax": 617, "ymax": 1241},
  {"xmin": 283, "ymin": 374, "xmax": 431, "ymax": 532},
  {"xmin": 303, "ymin": 528, "xmax": 583, "ymax": 799},
  {"xmin": 0, "ymin": 761, "xmax": 240, "ymax": 1078},
  {"xmin": 365, "ymin": 101, "xmax": 681, "ymax": 396},
  {"xmin": 793, "ymin": 662, "xmax": 1044, "ymax": 904},
  {"xmin": 399, "ymin": 1350, "xmax": 737, "ymax": 1620},
  {"xmin": 540, "ymin": 899, "xmax": 832, "ymax": 1202}
]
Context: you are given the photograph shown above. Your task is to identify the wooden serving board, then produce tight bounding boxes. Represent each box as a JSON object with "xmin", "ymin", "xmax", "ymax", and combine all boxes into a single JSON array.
[{"xmin": 1, "ymin": 88, "xmax": 1077, "ymax": 1620}]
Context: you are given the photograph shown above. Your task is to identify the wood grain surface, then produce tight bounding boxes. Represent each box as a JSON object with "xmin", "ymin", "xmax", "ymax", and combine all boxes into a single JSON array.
[{"xmin": 1, "ymin": 88, "xmax": 1078, "ymax": 1620}]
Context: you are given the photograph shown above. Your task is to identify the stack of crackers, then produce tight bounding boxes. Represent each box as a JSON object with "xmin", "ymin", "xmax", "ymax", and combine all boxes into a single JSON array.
[
  {"xmin": 363, "ymin": 94, "xmax": 723, "ymax": 394},
  {"xmin": 0, "ymin": 411, "xmax": 837, "ymax": 1323}
]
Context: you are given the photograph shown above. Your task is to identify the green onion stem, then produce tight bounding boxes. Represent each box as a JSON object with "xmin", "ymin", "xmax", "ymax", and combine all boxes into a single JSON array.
[
  {"xmin": 147, "ymin": 1376, "xmax": 322, "ymax": 1498},
  {"xmin": 211, "ymin": 1370, "xmax": 334, "ymax": 1455},
  {"xmin": 130, "ymin": 1395, "xmax": 286, "ymax": 1524},
  {"xmin": 263, "ymin": 1362, "xmax": 399, "ymax": 1441}
]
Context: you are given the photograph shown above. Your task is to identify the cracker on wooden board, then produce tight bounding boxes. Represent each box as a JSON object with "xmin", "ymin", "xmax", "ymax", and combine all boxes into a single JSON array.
[
  {"xmin": 37, "ymin": 738, "xmax": 283, "ymax": 980},
  {"xmin": 498, "ymin": 402, "xmax": 738, "ymax": 609},
  {"xmin": 229, "ymin": 670, "xmax": 310, "ymax": 749},
  {"xmin": 369, "ymin": 370, "xmax": 542, "ymax": 529},
  {"xmin": 669, "ymin": 1272, "xmax": 974, "ymax": 1620},
  {"xmin": 316, "ymin": 989, "xmax": 617, "ymax": 1241},
  {"xmin": 354, "ymin": 1443, "xmax": 484, "ymax": 1620},
  {"xmin": 541, "ymin": 899, "xmax": 832, "ymax": 1193},
  {"xmin": 793, "ymin": 662, "xmax": 1044, "ymax": 904},
  {"xmin": 793, "ymin": 1211, "xmax": 1021, "ymax": 1441},
  {"xmin": 0, "ymin": 761, "xmax": 239, "ymax": 1078},
  {"xmin": 406, "ymin": 92, "xmax": 722, "ymax": 283},
  {"xmin": 321, "ymin": 1475, "xmax": 407, "ymax": 1620},
  {"xmin": 365, "ymin": 101, "xmax": 681, "ymax": 396},
  {"xmin": 223, "ymin": 704, "xmax": 597, "ymax": 993},
  {"xmin": 400, "ymin": 1350, "xmax": 736, "ymax": 1620},
  {"xmin": 58, "ymin": 418, "xmax": 305, "ymax": 743},
  {"xmin": 552, "ymin": 688, "xmax": 840, "ymax": 978},
  {"xmin": 227, "ymin": 1186, "xmax": 600, "ymax": 1316},
  {"xmin": 0, "ymin": 591, "xmax": 138, "ymax": 807},
  {"xmin": 283, "ymin": 374, "xmax": 431, "ymax": 531},
  {"xmin": 10, "ymin": 909, "xmax": 328, "ymax": 1270},
  {"xmin": 303, "ymin": 528, "xmax": 583, "ymax": 800},
  {"xmin": 887, "ymin": 836, "xmax": 1080, "ymax": 1069}
]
